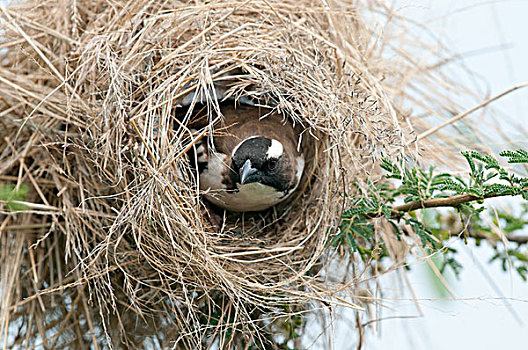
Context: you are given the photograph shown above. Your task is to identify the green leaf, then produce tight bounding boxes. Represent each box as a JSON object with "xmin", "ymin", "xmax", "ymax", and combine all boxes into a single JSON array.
[
  {"xmin": 500, "ymin": 149, "xmax": 528, "ymax": 163},
  {"xmin": 0, "ymin": 183, "xmax": 29, "ymax": 211}
]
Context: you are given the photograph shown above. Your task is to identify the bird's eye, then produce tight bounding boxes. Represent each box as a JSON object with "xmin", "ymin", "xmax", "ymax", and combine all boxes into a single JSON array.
[{"xmin": 268, "ymin": 159, "xmax": 278, "ymax": 170}]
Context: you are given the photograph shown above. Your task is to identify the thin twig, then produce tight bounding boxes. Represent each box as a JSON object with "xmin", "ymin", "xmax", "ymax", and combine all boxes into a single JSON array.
[
  {"xmin": 392, "ymin": 192, "xmax": 499, "ymax": 213},
  {"xmin": 416, "ymin": 81, "xmax": 528, "ymax": 142},
  {"xmin": 363, "ymin": 192, "xmax": 528, "ymax": 244}
]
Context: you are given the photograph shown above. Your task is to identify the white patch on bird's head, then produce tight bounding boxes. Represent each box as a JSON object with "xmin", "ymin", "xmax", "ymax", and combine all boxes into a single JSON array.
[{"xmin": 266, "ymin": 139, "xmax": 283, "ymax": 159}]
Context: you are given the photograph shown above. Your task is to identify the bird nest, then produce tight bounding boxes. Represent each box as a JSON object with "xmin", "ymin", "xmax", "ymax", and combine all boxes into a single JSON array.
[{"xmin": 0, "ymin": 0, "xmax": 467, "ymax": 348}]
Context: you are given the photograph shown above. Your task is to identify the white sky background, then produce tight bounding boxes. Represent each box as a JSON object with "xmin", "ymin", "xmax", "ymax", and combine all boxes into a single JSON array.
[
  {"xmin": 308, "ymin": 1, "xmax": 528, "ymax": 349},
  {"xmin": 2, "ymin": 1, "xmax": 528, "ymax": 349}
]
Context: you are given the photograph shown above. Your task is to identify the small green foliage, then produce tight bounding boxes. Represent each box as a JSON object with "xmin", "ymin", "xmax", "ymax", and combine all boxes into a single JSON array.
[
  {"xmin": 426, "ymin": 248, "xmax": 462, "ymax": 297},
  {"xmin": 500, "ymin": 149, "xmax": 528, "ymax": 163},
  {"xmin": 274, "ymin": 304, "xmax": 303, "ymax": 348},
  {"xmin": 382, "ymin": 158, "xmax": 451, "ymax": 203},
  {"xmin": 333, "ymin": 183, "xmax": 387, "ymax": 260},
  {"xmin": 438, "ymin": 248, "xmax": 463, "ymax": 276},
  {"xmin": 405, "ymin": 217, "xmax": 440, "ymax": 249},
  {"xmin": 380, "ymin": 158, "xmax": 400, "ymax": 178},
  {"xmin": 491, "ymin": 249, "xmax": 528, "ymax": 282},
  {"xmin": 0, "ymin": 183, "xmax": 29, "ymax": 211},
  {"xmin": 469, "ymin": 203, "xmax": 528, "ymax": 280},
  {"xmin": 441, "ymin": 177, "xmax": 467, "ymax": 194},
  {"xmin": 335, "ymin": 149, "xmax": 528, "ymax": 281}
]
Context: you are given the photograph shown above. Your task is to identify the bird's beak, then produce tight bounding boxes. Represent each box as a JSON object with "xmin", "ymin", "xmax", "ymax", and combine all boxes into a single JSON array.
[{"xmin": 239, "ymin": 159, "xmax": 257, "ymax": 185}]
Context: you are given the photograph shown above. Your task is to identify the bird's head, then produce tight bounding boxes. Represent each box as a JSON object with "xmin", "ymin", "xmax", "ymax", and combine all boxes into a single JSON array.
[{"xmin": 230, "ymin": 136, "xmax": 300, "ymax": 194}]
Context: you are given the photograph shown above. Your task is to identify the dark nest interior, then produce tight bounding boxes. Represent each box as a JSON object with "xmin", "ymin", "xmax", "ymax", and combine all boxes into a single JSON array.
[{"xmin": 0, "ymin": 0, "xmax": 474, "ymax": 348}]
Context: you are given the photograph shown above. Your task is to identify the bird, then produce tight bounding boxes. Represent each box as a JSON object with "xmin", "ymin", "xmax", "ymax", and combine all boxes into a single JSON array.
[{"xmin": 191, "ymin": 104, "xmax": 305, "ymax": 212}]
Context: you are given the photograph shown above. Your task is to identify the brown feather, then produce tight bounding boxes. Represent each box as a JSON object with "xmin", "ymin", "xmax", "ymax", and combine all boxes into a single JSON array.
[{"xmin": 215, "ymin": 104, "xmax": 300, "ymax": 155}]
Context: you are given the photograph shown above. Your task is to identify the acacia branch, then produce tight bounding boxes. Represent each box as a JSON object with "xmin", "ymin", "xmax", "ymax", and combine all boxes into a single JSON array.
[
  {"xmin": 360, "ymin": 192, "xmax": 504, "ymax": 220},
  {"xmin": 391, "ymin": 192, "xmax": 501, "ymax": 213},
  {"xmin": 365, "ymin": 192, "xmax": 528, "ymax": 244}
]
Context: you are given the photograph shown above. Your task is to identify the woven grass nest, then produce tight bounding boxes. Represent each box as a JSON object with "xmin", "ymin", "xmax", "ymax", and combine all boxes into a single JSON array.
[{"xmin": 0, "ymin": 0, "xmax": 466, "ymax": 348}]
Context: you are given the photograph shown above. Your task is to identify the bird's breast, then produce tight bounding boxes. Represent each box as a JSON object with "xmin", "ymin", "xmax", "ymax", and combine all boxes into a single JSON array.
[{"xmin": 204, "ymin": 182, "xmax": 286, "ymax": 212}]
